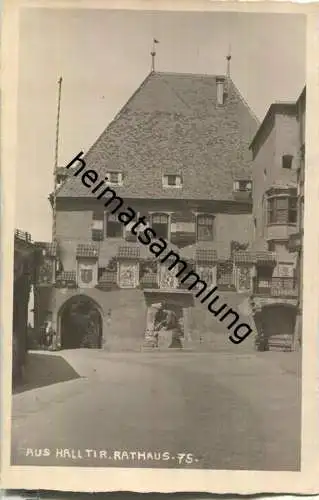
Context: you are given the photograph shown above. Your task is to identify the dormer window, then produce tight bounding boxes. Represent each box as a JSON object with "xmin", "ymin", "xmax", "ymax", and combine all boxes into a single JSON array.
[
  {"xmin": 56, "ymin": 167, "xmax": 68, "ymax": 190},
  {"xmin": 233, "ymin": 180, "xmax": 252, "ymax": 192},
  {"xmin": 106, "ymin": 171, "xmax": 123, "ymax": 186},
  {"xmin": 163, "ymin": 174, "xmax": 182, "ymax": 188},
  {"xmin": 282, "ymin": 154, "xmax": 293, "ymax": 169}
]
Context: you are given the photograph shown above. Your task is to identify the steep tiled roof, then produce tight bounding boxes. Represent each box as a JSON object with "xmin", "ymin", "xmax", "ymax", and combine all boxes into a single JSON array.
[
  {"xmin": 58, "ymin": 71, "xmax": 259, "ymax": 201},
  {"xmin": 196, "ymin": 248, "xmax": 218, "ymax": 263},
  {"xmin": 117, "ymin": 245, "xmax": 140, "ymax": 259},
  {"xmin": 76, "ymin": 243, "xmax": 99, "ymax": 258},
  {"xmin": 56, "ymin": 271, "xmax": 77, "ymax": 283},
  {"xmin": 34, "ymin": 241, "xmax": 57, "ymax": 257}
]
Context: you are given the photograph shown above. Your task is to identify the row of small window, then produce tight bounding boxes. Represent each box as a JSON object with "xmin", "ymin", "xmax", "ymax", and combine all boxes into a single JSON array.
[
  {"xmin": 105, "ymin": 171, "xmax": 183, "ymax": 187},
  {"xmin": 267, "ymin": 196, "xmax": 298, "ymax": 225},
  {"xmin": 103, "ymin": 171, "xmax": 252, "ymax": 192},
  {"xmin": 92, "ymin": 212, "xmax": 215, "ymax": 241}
]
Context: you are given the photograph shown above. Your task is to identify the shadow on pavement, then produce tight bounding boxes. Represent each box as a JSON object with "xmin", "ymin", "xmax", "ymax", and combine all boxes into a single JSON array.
[{"xmin": 13, "ymin": 352, "xmax": 81, "ymax": 394}]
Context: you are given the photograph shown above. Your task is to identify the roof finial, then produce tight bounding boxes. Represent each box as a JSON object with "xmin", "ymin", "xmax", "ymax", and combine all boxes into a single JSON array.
[
  {"xmin": 226, "ymin": 44, "xmax": 232, "ymax": 78},
  {"xmin": 151, "ymin": 38, "xmax": 159, "ymax": 72}
]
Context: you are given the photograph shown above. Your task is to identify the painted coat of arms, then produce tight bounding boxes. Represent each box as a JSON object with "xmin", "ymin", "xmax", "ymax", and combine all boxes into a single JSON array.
[{"xmin": 80, "ymin": 267, "xmax": 93, "ymax": 284}]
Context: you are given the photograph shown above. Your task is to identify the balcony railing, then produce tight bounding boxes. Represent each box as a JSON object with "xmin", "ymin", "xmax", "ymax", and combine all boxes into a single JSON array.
[
  {"xmin": 254, "ymin": 277, "xmax": 298, "ymax": 297},
  {"xmin": 15, "ymin": 229, "xmax": 32, "ymax": 243}
]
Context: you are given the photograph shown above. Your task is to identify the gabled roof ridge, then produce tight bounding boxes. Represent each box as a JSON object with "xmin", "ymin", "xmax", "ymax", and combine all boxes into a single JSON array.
[
  {"xmin": 231, "ymin": 81, "xmax": 260, "ymax": 127},
  {"xmin": 250, "ymin": 101, "xmax": 297, "ymax": 150},
  {"xmin": 154, "ymin": 70, "xmax": 227, "ymax": 79},
  {"xmin": 156, "ymin": 71, "xmax": 259, "ymax": 125}
]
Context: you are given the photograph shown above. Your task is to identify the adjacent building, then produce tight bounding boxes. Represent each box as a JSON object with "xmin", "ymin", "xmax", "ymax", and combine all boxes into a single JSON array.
[
  {"xmin": 288, "ymin": 86, "xmax": 306, "ymax": 347},
  {"xmin": 250, "ymin": 89, "xmax": 305, "ymax": 349},
  {"xmin": 13, "ymin": 230, "xmax": 38, "ymax": 384}
]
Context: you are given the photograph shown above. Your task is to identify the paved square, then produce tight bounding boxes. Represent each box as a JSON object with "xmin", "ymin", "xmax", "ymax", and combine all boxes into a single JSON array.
[{"xmin": 11, "ymin": 350, "xmax": 301, "ymax": 470}]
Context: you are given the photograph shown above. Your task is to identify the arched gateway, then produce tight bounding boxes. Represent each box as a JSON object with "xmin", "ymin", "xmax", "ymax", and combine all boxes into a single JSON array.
[{"xmin": 58, "ymin": 295, "xmax": 103, "ymax": 349}]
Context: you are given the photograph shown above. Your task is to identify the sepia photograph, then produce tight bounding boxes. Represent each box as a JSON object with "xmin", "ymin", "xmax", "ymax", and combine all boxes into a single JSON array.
[{"xmin": 1, "ymin": 0, "xmax": 318, "ymax": 494}]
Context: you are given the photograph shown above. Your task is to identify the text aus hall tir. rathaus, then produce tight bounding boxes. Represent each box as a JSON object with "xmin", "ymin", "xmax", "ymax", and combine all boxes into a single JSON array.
[{"xmin": 64, "ymin": 152, "xmax": 254, "ymax": 344}]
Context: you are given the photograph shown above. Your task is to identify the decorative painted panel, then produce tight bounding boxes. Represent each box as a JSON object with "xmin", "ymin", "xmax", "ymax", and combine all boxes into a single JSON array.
[
  {"xmin": 37, "ymin": 258, "xmax": 55, "ymax": 285},
  {"xmin": 196, "ymin": 265, "xmax": 216, "ymax": 287},
  {"xmin": 77, "ymin": 259, "xmax": 98, "ymax": 288},
  {"xmin": 275, "ymin": 263, "xmax": 294, "ymax": 278},
  {"xmin": 217, "ymin": 261, "xmax": 234, "ymax": 287},
  {"xmin": 118, "ymin": 261, "xmax": 139, "ymax": 288},
  {"xmin": 159, "ymin": 264, "xmax": 179, "ymax": 289},
  {"xmin": 236, "ymin": 265, "xmax": 252, "ymax": 292}
]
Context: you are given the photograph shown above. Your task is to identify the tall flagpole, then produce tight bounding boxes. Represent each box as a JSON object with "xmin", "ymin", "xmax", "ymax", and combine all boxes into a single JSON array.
[
  {"xmin": 52, "ymin": 76, "xmax": 63, "ymax": 243},
  {"xmin": 226, "ymin": 44, "xmax": 232, "ymax": 96},
  {"xmin": 226, "ymin": 44, "xmax": 232, "ymax": 78},
  {"xmin": 151, "ymin": 38, "xmax": 159, "ymax": 72}
]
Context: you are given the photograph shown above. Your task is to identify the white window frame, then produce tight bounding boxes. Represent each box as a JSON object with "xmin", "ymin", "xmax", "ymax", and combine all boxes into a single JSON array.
[
  {"xmin": 105, "ymin": 171, "xmax": 124, "ymax": 186},
  {"xmin": 196, "ymin": 213, "xmax": 215, "ymax": 242},
  {"xmin": 162, "ymin": 174, "xmax": 182, "ymax": 188},
  {"xmin": 233, "ymin": 180, "xmax": 252, "ymax": 192}
]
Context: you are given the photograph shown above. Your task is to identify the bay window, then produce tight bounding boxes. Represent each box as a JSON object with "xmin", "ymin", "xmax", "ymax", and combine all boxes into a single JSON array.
[{"xmin": 267, "ymin": 196, "xmax": 297, "ymax": 225}]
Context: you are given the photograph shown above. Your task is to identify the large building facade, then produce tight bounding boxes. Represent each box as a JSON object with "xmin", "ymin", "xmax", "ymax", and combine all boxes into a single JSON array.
[{"xmin": 33, "ymin": 71, "xmax": 304, "ymax": 351}]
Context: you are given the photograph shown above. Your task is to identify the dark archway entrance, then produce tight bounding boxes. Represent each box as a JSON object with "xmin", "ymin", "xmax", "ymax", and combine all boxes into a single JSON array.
[
  {"xmin": 60, "ymin": 296, "xmax": 103, "ymax": 349},
  {"xmin": 260, "ymin": 304, "xmax": 297, "ymax": 338}
]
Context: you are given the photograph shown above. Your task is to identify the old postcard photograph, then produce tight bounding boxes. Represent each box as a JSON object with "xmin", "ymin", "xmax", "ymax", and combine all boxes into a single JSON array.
[{"xmin": 1, "ymin": 0, "xmax": 319, "ymax": 494}]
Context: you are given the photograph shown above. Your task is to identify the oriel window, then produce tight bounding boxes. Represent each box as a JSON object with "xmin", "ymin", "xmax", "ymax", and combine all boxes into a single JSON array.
[{"xmin": 267, "ymin": 196, "xmax": 297, "ymax": 224}]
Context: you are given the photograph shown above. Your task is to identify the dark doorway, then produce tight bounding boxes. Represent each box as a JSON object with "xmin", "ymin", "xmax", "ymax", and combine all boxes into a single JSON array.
[
  {"xmin": 260, "ymin": 304, "xmax": 297, "ymax": 338},
  {"xmin": 158, "ymin": 302, "xmax": 184, "ymax": 338},
  {"xmin": 60, "ymin": 296, "xmax": 102, "ymax": 349}
]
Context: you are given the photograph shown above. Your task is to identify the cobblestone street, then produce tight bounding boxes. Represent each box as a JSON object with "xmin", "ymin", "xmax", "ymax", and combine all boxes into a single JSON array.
[{"xmin": 11, "ymin": 349, "xmax": 301, "ymax": 470}]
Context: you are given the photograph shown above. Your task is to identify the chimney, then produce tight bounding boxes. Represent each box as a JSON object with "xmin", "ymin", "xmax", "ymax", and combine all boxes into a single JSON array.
[{"xmin": 216, "ymin": 77, "xmax": 225, "ymax": 106}]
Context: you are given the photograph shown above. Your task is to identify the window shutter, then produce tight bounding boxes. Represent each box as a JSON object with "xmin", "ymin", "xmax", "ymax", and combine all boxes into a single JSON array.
[
  {"xmin": 108, "ymin": 213, "xmax": 119, "ymax": 222},
  {"xmin": 92, "ymin": 211, "xmax": 104, "ymax": 241}
]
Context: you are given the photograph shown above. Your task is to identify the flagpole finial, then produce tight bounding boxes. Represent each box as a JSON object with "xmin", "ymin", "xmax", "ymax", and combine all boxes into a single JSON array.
[
  {"xmin": 226, "ymin": 44, "xmax": 232, "ymax": 78},
  {"xmin": 151, "ymin": 38, "xmax": 159, "ymax": 72}
]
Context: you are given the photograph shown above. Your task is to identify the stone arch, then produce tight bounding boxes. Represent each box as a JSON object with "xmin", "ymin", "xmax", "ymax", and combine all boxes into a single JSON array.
[{"xmin": 58, "ymin": 294, "xmax": 104, "ymax": 349}]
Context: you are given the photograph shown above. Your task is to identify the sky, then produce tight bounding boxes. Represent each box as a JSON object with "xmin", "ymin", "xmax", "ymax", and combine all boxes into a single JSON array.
[{"xmin": 16, "ymin": 8, "xmax": 306, "ymax": 241}]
